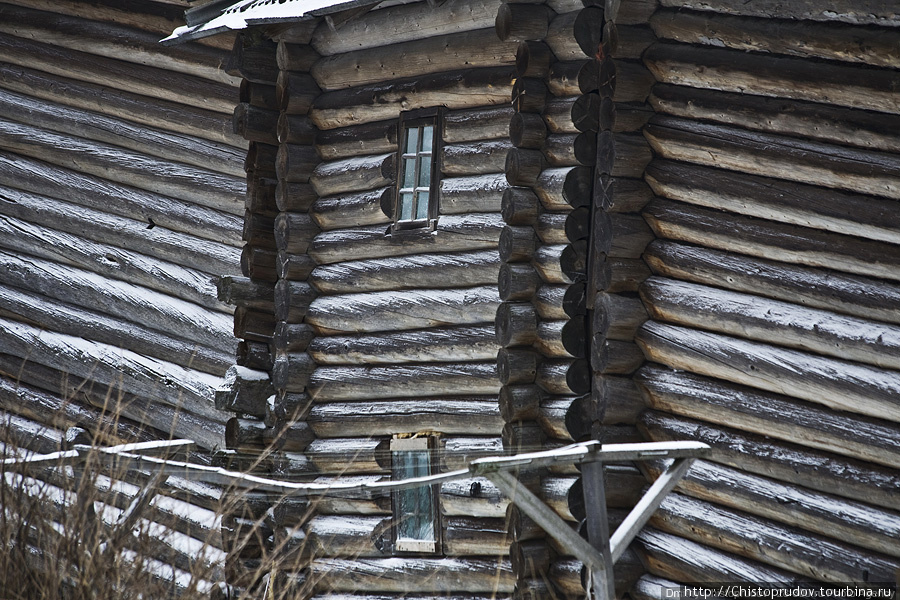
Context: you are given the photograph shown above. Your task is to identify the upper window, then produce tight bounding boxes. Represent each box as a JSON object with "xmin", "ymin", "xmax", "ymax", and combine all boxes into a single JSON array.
[
  {"xmin": 390, "ymin": 436, "xmax": 439, "ymax": 554},
  {"xmin": 393, "ymin": 109, "xmax": 442, "ymax": 231}
]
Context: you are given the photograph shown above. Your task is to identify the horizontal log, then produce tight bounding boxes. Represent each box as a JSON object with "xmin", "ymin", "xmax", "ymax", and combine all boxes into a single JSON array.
[
  {"xmin": 311, "ymin": 28, "xmax": 517, "ymax": 91},
  {"xmin": 441, "ymin": 478, "xmax": 510, "ymax": 518},
  {"xmin": 534, "ymin": 166, "xmax": 593, "ymax": 210},
  {"xmin": 308, "ymin": 325, "xmax": 497, "ymax": 365},
  {"xmin": 304, "ymin": 438, "xmax": 389, "ymax": 475},
  {"xmin": 645, "ymin": 239, "xmax": 900, "ymax": 327},
  {"xmin": 0, "ymin": 118, "xmax": 245, "ymax": 214},
  {"xmin": 644, "ymin": 198, "xmax": 900, "ymax": 283},
  {"xmin": 513, "ymin": 77, "xmax": 550, "ymax": 114},
  {"xmin": 646, "ymin": 159, "xmax": 900, "ymax": 245},
  {"xmin": 495, "ymin": 3, "xmax": 553, "ymax": 42},
  {"xmin": 533, "ymin": 244, "xmax": 576, "ymax": 284},
  {"xmin": 277, "ymin": 181, "xmax": 318, "ymax": 213},
  {"xmin": 656, "ymin": 0, "xmax": 900, "ymax": 26},
  {"xmin": 237, "ymin": 340, "xmax": 271, "ymax": 371},
  {"xmin": 496, "ymin": 304, "xmax": 584, "ymax": 358},
  {"xmin": 643, "ymin": 42, "xmax": 900, "ymax": 115},
  {"xmin": 641, "ymin": 411, "xmax": 900, "ymax": 511},
  {"xmin": 308, "ymin": 398, "xmax": 503, "ymax": 437},
  {"xmin": 593, "ymin": 292, "xmax": 648, "ymax": 341},
  {"xmin": 278, "ymin": 251, "xmax": 317, "ymax": 282},
  {"xmin": 440, "ymin": 174, "xmax": 507, "ymax": 215},
  {"xmin": 549, "ymin": 550, "xmax": 644, "ymax": 598},
  {"xmin": 309, "ymin": 250, "xmax": 499, "ymax": 293},
  {"xmin": 0, "ymin": 152, "xmax": 240, "ymax": 246},
  {"xmin": 235, "ymin": 307, "xmax": 276, "ymax": 343},
  {"xmin": 275, "ymin": 280, "xmax": 318, "ymax": 323},
  {"xmin": 278, "ymin": 114, "xmax": 317, "ymax": 146},
  {"xmin": 274, "ymin": 323, "xmax": 315, "ymax": 353},
  {"xmin": 645, "ymin": 116, "xmax": 900, "ymax": 201},
  {"xmin": 310, "ymin": 67, "xmax": 515, "ymax": 129},
  {"xmin": 440, "ymin": 437, "xmax": 505, "ymax": 471},
  {"xmin": 245, "ymin": 141, "xmax": 277, "ymax": 176},
  {"xmin": 277, "ymin": 41, "xmax": 320, "ymax": 71},
  {"xmin": 309, "ymin": 214, "xmax": 503, "ymax": 265},
  {"xmin": 275, "ymin": 213, "xmax": 320, "ymax": 254},
  {"xmin": 642, "ymin": 276, "xmax": 900, "ymax": 373},
  {"xmin": 635, "ymin": 365, "xmax": 900, "ymax": 470},
  {"xmin": 307, "ymin": 558, "xmax": 514, "ymax": 594},
  {"xmin": 637, "ymin": 321, "xmax": 900, "ymax": 423},
  {"xmin": 277, "ymin": 71, "xmax": 321, "ymax": 115},
  {"xmin": 516, "ymin": 40, "xmax": 554, "ymax": 78},
  {"xmin": 215, "ymin": 365, "xmax": 273, "ymax": 417},
  {"xmin": 277, "ymin": 144, "xmax": 321, "ymax": 183},
  {"xmin": 544, "ymin": 97, "xmax": 654, "ymax": 136},
  {"xmin": 548, "ymin": 60, "xmax": 655, "ymax": 102},
  {"xmin": 301, "ymin": 476, "xmax": 390, "ymax": 515},
  {"xmin": 233, "ymin": 102, "xmax": 278, "ymax": 145},
  {"xmin": 591, "ymin": 338, "xmax": 645, "ymax": 375},
  {"xmin": 272, "ymin": 352, "xmax": 317, "ymax": 393},
  {"xmin": 310, "ymin": 154, "xmax": 394, "ymax": 198},
  {"xmin": 443, "ymin": 516, "xmax": 510, "ymax": 556},
  {"xmin": 444, "ymin": 105, "xmax": 515, "ymax": 144},
  {"xmin": 305, "ymin": 515, "xmax": 389, "ymax": 557},
  {"xmin": 651, "ymin": 8, "xmax": 900, "ymax": 68},
  {"xmin": 217, "ymin": 276, "xmax": 274, "ymax": 312},
  {"xmin": 307, "ymin": 363, "xmax": 500, "ymax": 401},
  {"xmin": 443, "ymin": 140, "xmax": 510, "ymax": 176},
  {"xmin": 535, "ymin": 359, "xmax": 590, "ymax": 396},
  {"xmin": 653, "ymin": 493, "xmax": 900, "ymax": 583},
  {"xmin": 241, "ymin": 246, "xmax": 277, "ymax": 282},
  {"xmin": 548, "ymin": 12, "xmax": 655, "ymax": 61},
  {"xmin": 241, "ymin": 80, "xmax": 279, "ymax": 112},
  {"xmin": 655, "ymin": 459, "xmax": 900, "ymax": 560},
  {"xmin": 315, "ymin": 119, "xmax": 397, "ymax": 161}
]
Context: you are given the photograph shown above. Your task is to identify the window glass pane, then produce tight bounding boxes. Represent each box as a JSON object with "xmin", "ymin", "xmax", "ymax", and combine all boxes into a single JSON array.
[
  {"xmin": 405, "ymin": 127, "xmax": 419, "ymax": 154},
  {"xmin": 402, "ymin": 157, "xmax": 416, "ymax": 188},
  {"xmin": 421, "ymin": 126, "xmax": 433, "ymax": 152},
  {"xmin": 395, "ymin": 450, "xmax": 434, "ymax": 542},
  {"xmin": 399, "ymin": 192, "xmax": 413, "ymax": 221},
  {"xmin": 418, "ymin": 155, "xmax": 431, "ymax": 188},
  {"xmin": 415, "ymin": 191, "xmax": 429, "ymax": 220}
]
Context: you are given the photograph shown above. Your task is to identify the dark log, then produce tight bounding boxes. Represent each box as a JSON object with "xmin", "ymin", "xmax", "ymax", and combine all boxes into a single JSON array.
[
  {"xmin": 571, "ymin": 93, "xmax": 601, "ymax": 133},
  {"xmin": 277, "ymin": 41, "xmax": 320, "ymax": 72},
  {"xmin": 653, "ymin": 493, "xmax": 900, "ymax": 583},
  {"xmin": 502, "ymin": 187, "xmax": 543, "ymax": 225},
  {"xmin": 498, "ymin": 349, "xmax": 542, "ymax": 385},
  {"xmin": 517, "ymin": 41, "xmax": 554, "ymax": 78},
  {"xmin": 315, "ymin": 119, "xmax": 397, "ymax": 161},
  {"xmin": 496, "ymin": 302, "xmax": 538, "ymax": 347},
  {"xmin": 636, "ymin": 364, "xmax": 900, "ymax": 470},
  {"xmin": 302, "ymin": 476, "xmax": 390, "ymax": 516},
  {"xmin": 502, "ymin": 420, "xmax": 546, "ymax": 455},
  {"xmin": 573, "ymin": 6, "xmax": 605, "ymax": 58},
  {"xmin": 278, "ymin": 251, "xmax": 318, "ymax": 281},
  {"xmin": 304, "ymin": 438, "xmax": 389, "ymax": 475},
  {"xmin": 235, "ymin": 307, "xmax": 276, "ymax": 343},
  {"xmin": 274, "ymin": 323, "xmax": 316, "ymax": 353},
  {"xmin": 310, "ymin": 28, "xmax": 517, "ymax": 91},
  {"xmin": 305, "ymin": 515, "xmax": 389, "ymax": 557},
  {"xmin": 562, "ymin": 282, "xmax": 587, "ymax": 318},
  {"xmin": 511, "ymin": 540, "xmax": 552, "ymax": 578},
  {"xmin": 245, "ymin": 141, "xmax": 278, "ymax": 176},
  {"xmin": 534, "ymin": 244, "xmax": 578, "ymax": 284},
  {"xmin": 645, "ymin": 239, "xmax": 900, "ymax": 327},
  {"xmin": 510, "ymin": 112, "xmax": 549, "ymax": 149},
  {"xmin": 513, "ymin": 78, "xmax": 550, "ymax": 114},
  {"xmin": 560, "ymin": 240, "xmax": 588, "ymax": 281},
  {"xmin": 241, "ymin": 80, "xmax": 279, "ymax": 112},
  {"xmin": 443, "ymin": 140, "xmax": 510, "ymax": 176},
  {"xmin": 233, "ymin": 102, "xmax": 278, "ymax": 145},
  {"xmin": 215, "ymin": 365, "xmax": 273, "ymax": 417},
  {"xmin": 548, "ymin": 60, "xmax": 654, "ymax": 102},
  {"xmin": 534, "ymin": 166, "xmax": 593, "ymax": 210},
  {"xmin": 656, "ymin": 0, "xmax": 900, "ymax": 26},
  {"xmin": 225, "ymin": 417, "xmax": 266, "ymax": 450},
  {"xmin": 500, "ymin": 385, "xmax": 544, "ymax": 421},
  {"xmin": 538, "ymin": 395, "xmax": 587, "ymax": 441},
  {"xmin": 592, "ymin": 292, "xmax": 648, "ymax": 341},
  {"xmin": 594, "ymin": 210, "xmax": 654, "ymax": 258},
  {"xmin": 497, "ymin": 3, "xmax": 554, "ymax": 42},
  {"xmin": 268, "ymin": 391, "xmax": 315, "ymax": 425},
  {"xmin": 238, "ymin": 340, "xmax": 271, "ymax": 371},
  {"xmin": 278, "ymin": 114, "xmax": 317, "ymax": 145},
  {"xmin": 642, "ymin": 276, "xmax": 900, "ymax": 372},
  {"xmin": 309, "ymin": 214, "xmax": 502, "ymax": 265},
  {"xmin": 647, "ymin": 159, "xmax": 900, "ymax": 245},
  {"xmin": 228, "ymin": 34, "xmax": 278, "ymax": 84},
  {"xmin": 241, "ymin": 245, "xmax": 278, "ymax": 282},
  {"xmin": 444, "ymin": 517, "xmax": 510, "ymax": 556},
  {"xmin": 641, "ymin": 411, "xmax": 900, "ymax": 511},
  {"xmin": 310, "ymin": 67, "xmax": 516, "ymax": 129},
  {"xmin": 592, "ymin": 374, "xmax": 646, "ymax": 424},
  {"xmin": 246, "ymin": 175, "xmax": 279, "ymax": 216},
  {"xmin": 308, "ymin": 325, "xmax": 497, "ymax": 365},
  {"xmin": 275, "ymin": 280, "xmax": 318, "ymax": 323},
  {"xmin": 500, "ymin": 226, "xmax": 539, "ymax": 263},
  {"xmin": 267, "ymin": 420, "xmax": 316, "ymax": 453},
  {"xmin": 308, "ymin": 398, "xmax": 503, "ymax": 437},
  {"xmin": 564, "ymin": 207, "xmax": 589, "ymax": 242},
  {"xmin": 242, "ymin": 211, "xmax": 276, "ymax": 249},
  {"xmin": 643, "ymin": 198, "xmax": 900, "ymax": 283},
  {"xmin": 651, "ymin": 8, "xmax": 900, "ymax": 68},
  {"xmin": 440, "ymin": 174, "xmax": 507, "ymax": 215},
  {"xmin": 272, "ymin": 352, "xmax": 317, "ymax": 393},
  {"xmin": 307, "ymin": 558, "xmax": 514, "ymax": 594},
  {"xmin": 534, "ymin": 359, "xmax": 591, "ymax": 395},
  {"xmin": 546, "ymin": 97, "xmax": 652, "ymax": 136},
  {"xmin": 309, "ymin": 250, "xmax": 499, "ymax": 293},
  {"xmin": 536, "ymin": 212, "xmax": 571, "ymax": 245},
  {"xmin": 506, "ymin": 148, "xmax": 547, "ymax": 186},
  {"xmin": 499, "ymin": 263, "xmax": 541, "ymax": 302},
  {"xmin": 0, "ymin": 118, "xmax": 244, "ymax": 215},
  {"xmin": 277, "ymin": 71, "xmax": 321, "ymax": 115},
  {"xmin": 550, "ymin": 550, "xmax": 644, "ymax": 597},
  {"xmin": 444, "ymin": 105, "xmax": 516, "ymax": 144},
  {"xmin": 308, "ymin": 363, "xmax": 499, "ymax": 401},
  {"xmin": 310, "ymin": 188, "xmax": 391, "ymax": 230},
  {"xmin": 645, "ymin": 116, "xmax": 900, "ymax": 201},
  {"xmin": 275, "ymin": 212, "xmax": 320, "ymax": 254},
  {"xmin": 310, "ymin": 154, "xmax": 394, "ymax": 198},
  {"xmin": 643, "ymin": 42, "xmax": 900, "ymax": 116},
  {"xmin": 277, "ymin": 181, "xmax": 318, "ymax": 213},
  {"xmin": 277, "ymin": 144, "xmax": 320, "ymax": 183},
  {"xmin": 593, "ymin": 257, "xmax": 652, "ymax": 293},
  {"xmin": 591, "ymin": 338, "xmax": 645, "ymax": 375}
]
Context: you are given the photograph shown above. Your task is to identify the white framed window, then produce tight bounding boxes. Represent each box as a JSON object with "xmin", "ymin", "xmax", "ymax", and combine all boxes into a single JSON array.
[
  {"xmin": 393, "ymin": 108, "xmax": 442, "ymax": 231},
  {"xmin": 391, "ymin": 436, "xmax": 439, "ymax": 554}
]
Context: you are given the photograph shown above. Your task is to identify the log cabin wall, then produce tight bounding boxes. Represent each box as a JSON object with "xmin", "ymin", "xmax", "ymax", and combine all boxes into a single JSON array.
[
  {"xmin": 632, "ymin": 0, "xmax": 900, "ymax": 588},
  {"xmin": 0, "ymin": 0, "xmax": 245, "ymax": 590}
]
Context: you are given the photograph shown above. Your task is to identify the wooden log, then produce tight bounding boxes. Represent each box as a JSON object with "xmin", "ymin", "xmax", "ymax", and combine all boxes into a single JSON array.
[
  {"xmin": 310, "ymin": 154, "xmax": 394, "ymax": 198},
  {"xmin": 235, "ymin": 307, "xmax": 276, "ymax": 343},
  {"xmin": 0, "ymin": 118, "xmax": 244, "ymax": 215},
  {"xmin": 510, "ymin": 112, "xmax": 548, "ymax": 150},
  {"xmin": 308, "ymin": 325, "xmax": 497, "ymax": 365},
  {"xmin": 277, "ymin": 41, "xmax": 320, "ymax": 71},
  {"xmin": 641, "ymin": 411, "xmax": 900, "ymax": 511},
  {"xmin": 646, "ymin": 116, "xmax": 900, "ymax": 201},
  {"xmin": 272, "ymin": 352, "xmax": 317, "ymax": 393},
  {"xmin": 238, "ymin": 340, "xmax": 271, "ymax": 371},
  {"xmin": 441, "ymin": 437, "xmax": 505, "ymax": 471},
  {"xmin": 277, "ymin": 71, "xmax": 321, "ymax": 115},
  {"xmin": 644, "ymin": 42, "xmax": 900, "ymax": 116},
  {"xmin": 247, "ymin": 175, "xmax": 279, "ymax": 216},
  {"xmin": 241, "ymin": 245, "xmax": 278, "ymax": 282},
  {"xmin": 592, "ymin": 292, "xmax": 648, "ymax": 341},
  {"xmin": 500, "ymin": 226, "xmax": 539, "ymax": 263},
  {"xmin": 550, "ymin": 11, "xmax": 655, "ymax": 61},
  {"xmin": 444, "ymin": 105, "xmax": 515, "ymax": 144},
  {"xmin": 268, "ymin": 391, "xmax": 315, "ymax": 425},
  {"xmin": 310, "ymin": 188, "xmax": 391, "ymax": 231},
  {"xmin": 440, "ymin": 174, "xmax": 507, "ymax": 215},
  {"xmin": 315, "ymin": 119, "xmax": 397, "ymax": 161},
  {"xmin": 636, "ymin": 364, "xmax": 900, "ymax": 470},
  {"xmin": 510, "ymin": 540, "xmax": 553, "ymax": 579},
  {"xmin": 308, "ymin": 398, "xmax": 503, "ymax": 437},
  {"xmin": 243, "ymin": 211, "xmax": 276, "ymax": 250},
  {"xmin": 278, "ymin": 251, "xmax": 318, "ymax": 282},
  {"xmin": 307, "ymin": 558, "xmax": 515, "ymax": 594},
  {"xmin": 309, "ymin": 214, "xmax": 503, "ymax": 265},
  {"xmin": 245, "ymin": 141, "xmax": 278, "ymax": 176},
  {"xmin": 224, "ymin": 417, "xmax": 267, "ymax": 450},
  {"xmin": 278, "ymin": 114, "xmax": 317, "ymax": 146},
  {"xmin": 546, "ymin": 97, "xmax": 648, "ymax": 136},
  {"xmin": 304, "ymin": 438, "xmax": 389, "ymax": 475},
  {"xmin": 299, "ymin": 476, "xmax": 390, "ymax": 515},
  {"xmin": 277, "ymin": 144, "xmax": 321, "ymax": 183},
  {"xmin": 517, "ymin": 41, "xmax": 554, "ymax": 78},
  {"xmin": 496, "ymin": 3, "xmax": 553, "ymax": 42},
  {"xmin": 656, "ymin": 0, "xmax": 900, "ymax": 27},
  {"xmin": 310, "ymin": 67, "xmax": 516, "ymax": 129},
  {"xmin": 499, "ymin": 263, "xmax": 542, "ymax": 302},
  {"xmin": 309, "ymin": 250, "xmax": 499, "ymax": 294},
  {"xmin": 444, "ymin": 517, "xmax": 510, "ymax": 556},
  {"xmin": 498, "ymin": 349, "xmax": 542, "ymax": 385},
  {"xmin": 560, "ymin": 240, "xmax": 588, "ymax": 282},
  {"xmin": 233, "ymin": 102, "xmax": 278, "ymax": 145},
  {"xmin": 593, "ymin": 211, "xmax": 654, "ymax": 258},
  {"xmin": 307, "ymin": 363, "xmax": 499, "ymax": 401},
  {"xmin": 443, "ymin": 140, "xmax": 510, "ymax": 176},
  {"xmin": 644, "ymin": 198, "xmax": 900, "ymax": 283},
  {"xmin": 513, "ymin": 77, "xmax": 550, "ymax": 114},
  {"xmin": 275, "ymin": 280, "xmax": 317, "ymax": 323},
  {"xmin": 275, "ymin": 213, "xmax": 319, "ymax": 254},
  {"xmin": 534, "ymin": 359, "xmax": 591, "ymax": 395},
  {"xmin": 593, "ymin": 257, "xmax": 652, "ymax": 293},
  {"xmin": 534, "ymin": 166, "xmax": 593, "ymax": 210},
  {"xmin": 548, "ymin": 60, "xmax": 654, "ymax": 102},
  {"xmin": 274, "ymin": 323, "xmax": 316, "ymax": 353},
  {"xmin": 304, "ymin": 515, "xmax": 389, "ymax": 557},
  {"xmin": 549, "ymin": 550, "xmax": 644, "ymax": 597},
  {"xmin": 241, "ymin": 80, "xmax": 279, "ymax": 112},
  {"xmin": 654, "ymin": 493, "xmax": 900, "ymax": 583},
  {"xmin": 538, "ymin": 395, "xmax": 587, "ymax": 441},
  {"xmin": 215, "ymin": 365, "xmax": 273, "ymax": 417},
  {"xmin": 228, "ymin": 34, "xmax": 278, "ymax": 84},
  {"xmin": 506, "ymin": 148, "xmax": 547, "ymax": 186},
  {"xmin": 441, "ymin": 478, "xmax": 510, "ymax": 518},
  {"xmin": 591, "ymin": 339, "xmax": 645, "ymax": 375},
  {"xmin": 530, "ymin": 244, "xmax": 574, "ymax": 284},
  {"xmin": 651, "ymin": 8, "xmax": 900, "ymax": 68}
]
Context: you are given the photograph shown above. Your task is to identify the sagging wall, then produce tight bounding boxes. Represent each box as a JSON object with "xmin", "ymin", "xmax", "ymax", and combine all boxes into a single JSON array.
[{"xmin": 631, "ymin": 0, "xmax": 900, "ymax": 588}]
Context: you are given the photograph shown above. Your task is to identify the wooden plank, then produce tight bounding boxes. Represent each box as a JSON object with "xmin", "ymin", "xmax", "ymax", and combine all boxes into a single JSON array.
[
  {"xmin": 636, "ymin": 321, "xmax": 900, "ymax": 423},
  {"xmin": 636, "ymin": 365, "xmax": 900, "ymax": 470},
  {"xmin": 643, "ymin": 199, "xmax": 900, "ymax": 282}
]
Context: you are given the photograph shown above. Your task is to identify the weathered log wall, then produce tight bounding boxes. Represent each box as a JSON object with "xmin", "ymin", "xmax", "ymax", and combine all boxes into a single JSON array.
[{"xmin": 633, "ymin": 1, "xmax": 900, "ymax": 589}]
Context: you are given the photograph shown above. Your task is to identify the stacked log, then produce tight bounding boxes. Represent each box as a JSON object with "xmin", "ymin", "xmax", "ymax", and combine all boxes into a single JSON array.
[{"xmin": 633, "ymin": 2, "xmax": 900, "ymax": 590}]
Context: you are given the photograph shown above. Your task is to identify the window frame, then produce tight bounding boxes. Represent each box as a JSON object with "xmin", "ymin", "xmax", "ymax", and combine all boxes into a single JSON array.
[
  {"xmin": 392, "ymin": 108, "xmax": 443, "ymax": 233},
  {"xmin": 390, "ymin": 436, "xmax": 441, "ymax": 554}
]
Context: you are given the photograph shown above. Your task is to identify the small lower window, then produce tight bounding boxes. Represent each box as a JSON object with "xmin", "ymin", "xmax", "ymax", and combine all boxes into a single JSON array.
[{"xmin": 391, "ymin": 436, "xmax": 438, "ymax": 553}]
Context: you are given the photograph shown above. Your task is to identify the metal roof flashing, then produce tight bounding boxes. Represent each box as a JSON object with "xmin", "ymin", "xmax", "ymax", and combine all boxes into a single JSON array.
[{"xmin": 160, "ymin": 0, "xmax": 384, "ymax": 44}]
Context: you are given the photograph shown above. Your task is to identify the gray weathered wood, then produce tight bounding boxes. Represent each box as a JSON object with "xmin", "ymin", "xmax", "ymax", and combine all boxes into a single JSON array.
[
  {"xmin": 311, "ymin": 154, "xmax": 394, "ymax": 197},
  {"xmin": 308, "ymin": 325, "xmax": 497, "ymax": 364},
  {"xmin": 440, "ymin": 174, "xmax": 507, "ymax": 214},
  {"xmin": 308, "ymin": 363, "xmax": 500, "ymax": 401},
  {"xmin": 310, "ymin": 188, "xmax": 392, "ymax": 230},
  {"xmin": 656, "ymin": 0, "xmax": 900, "ymax": 27},
  {"xmin": 443, "ymin": 141, "xmax": 510, "ymax": 176},
  {"xmin": 307, "ymin": 558, "xmax": 514, "ymax": 594}
]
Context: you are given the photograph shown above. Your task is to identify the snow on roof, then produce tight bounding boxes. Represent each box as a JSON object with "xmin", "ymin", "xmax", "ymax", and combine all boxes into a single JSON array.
[{"xmin": 161, "ymin": 0, "xmax": 384, "ymax": 44}]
